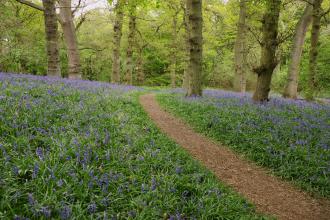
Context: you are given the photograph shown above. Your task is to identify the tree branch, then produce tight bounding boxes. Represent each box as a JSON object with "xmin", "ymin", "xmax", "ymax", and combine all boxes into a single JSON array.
[{"xmin": 15, "ymin": 0, "xmax": 44, "ymax": 11}]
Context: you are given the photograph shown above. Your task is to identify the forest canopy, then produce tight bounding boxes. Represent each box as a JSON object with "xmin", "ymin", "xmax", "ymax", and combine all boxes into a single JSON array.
[{"xmin": 0, "ymin": 0, "xmax": 329, "ymax": 99}]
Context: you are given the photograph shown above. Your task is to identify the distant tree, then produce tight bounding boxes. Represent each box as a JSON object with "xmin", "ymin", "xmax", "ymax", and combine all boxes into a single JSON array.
[
  {"xmin": 306, "ymin": 0, "xmax": 323, "ymax": 100},
  {"xmin": 182, "ymin": 0, "xmax": 190, "ymax": 89},
  {"xmin": 111, "ymin": 0, "xmax": 125, "ymax": 83},
  {"xmin": 283, "ymin": 2, "xmax": 313, "ymax": 99},
  {"xmin": 186, "ymin": 0, "xmax": 203, "ymax": 97},
  {"xmin": 233, "ymin": 0, "xmax": 247, "ymax": 93},
  {"xmin": 166, "ymin": 1, "xmax": 181, "ymax": 88},
  {"xmin": 252, "ymin": 0, "xmax": 281, "ymax": 102},
  {"xmin": 58, "ymin": 0, "xmax": 82, "ymax": 79},
  {"xmin": 124, "ymin": 2, "xmax": 137, "ymax": 85}
]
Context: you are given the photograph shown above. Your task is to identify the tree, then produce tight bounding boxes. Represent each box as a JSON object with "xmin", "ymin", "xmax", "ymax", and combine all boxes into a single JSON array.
[
  {"xmin": 186, "ymin": 0, "xmax": 203, "ymax": 97},
  {"xmin": 182, "ymin": 0, "xmax": 190, "ymax": 89},
  {"xmin": 283, "ymin": 2, "xmax": 313, "ymax": 99},
  {"xmin": 252, "ymin": 0, "xmax": 281, "ymax": 102},
  {"xmin": 58, "ymin": 0, "xmax": 82, "ymax": 79},
  {"xmin": 167, "ymin": 2, "xmax": 181, "ymax": 88},
  {"xmin": 233, "ymin": 0, "xmax": 247, "ymax": 93},
  {"xmin": 306, "ymin": 0, "xmax": 323, "ymax": 100},
  {"xmin": 111, "ymin": 0, "xmax": 125, "ymax": 83},
  {"xmin": 15, "ymin": 0, "xmax": 82, "ymax": 78},
  {"xmin": 124, "ymin": 2, "xmax": 137, "ymax": 85},
  {"xmin": 42, "ymin": 0, "xmax": 61, "ymax": 77}
]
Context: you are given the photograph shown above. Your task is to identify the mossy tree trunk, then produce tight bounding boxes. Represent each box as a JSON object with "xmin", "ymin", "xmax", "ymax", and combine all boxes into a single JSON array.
[
  {"xmin": 233, "ymin": 0, "xmax": 247, "ymax": 93},
  {"xmin": 182, "ymin": 0, "xmax": 191, "ymax": 90},
  {"xmin": 186, "ymin": 0, "xmax": 203, "ymax": 97},
  {"xmin": 124, "ymin": 4, "xmax": 137, "ymax": 85},
  {"xmin": 170, "ymin": 13, "xmax": 178, "ymax": 88},
  {"xmin": 111, "ymin": 0, "xmax": 124, "ymax": 83},
  {"xmin": 252, "ymin": 0, "xmax": 281, "ymax": 102},
  {"xmin": 306, "ymin": 0, "xmax": 323, "ymax": 101}
]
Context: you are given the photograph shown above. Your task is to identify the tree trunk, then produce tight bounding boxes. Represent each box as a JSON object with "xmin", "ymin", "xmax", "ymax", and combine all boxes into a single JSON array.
[
  {"xmin": 182, "ymin": 0, "xmax": 190, "ymax": 89},
  {"xmin": 124, "ymin": 5, "xmax": 136, "ymax": 85},
  {"xmin": 233, "ymin": 0, "xmax": 247, "ymax": 93},
  {"xmin": 186, "ymin": 0, "xmax": 203, "ymax": 97},
  {"xmin": 42, "ymin": 0, "xmax": 61, "ymax": 77},
  {"xmin": 111, "ymin": 0, "xmax": 124, "ymax": 83},
  {"xmin": 283, "ymin": 2, "xmax": 313, "ymax": 99},
  {"xmin": 306, "ymin": 0, "xmax": 323, "ymax": 101},
  {"xmin": 170, "ymin": 13, "xmax": 178, "ymax": 88},
  {"xmin": 58, "ymin": 0, "xmax": 81, "ymax": 79},
  {"xmin": 136, "ymin": 46, "xmax": 145, "ymax": 86},
  {"xmin": 252, "ymin": 0, "xmax": 281, "ymax": 102}
]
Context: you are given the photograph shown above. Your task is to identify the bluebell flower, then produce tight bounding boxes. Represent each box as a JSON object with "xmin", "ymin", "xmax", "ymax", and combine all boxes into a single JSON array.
[
  {"xmin": 12, "ymin": 165, "xmax": 19, "ymax": 176},
  {"xmin": 87, "ymin": 202, "xmax": 97, "ymax": 214},
  {"xmin": 28, "ymin": 193, "xmax": 35, "ymax": 206},
  {"xmin": 36, "ymin": 147, "xmax": 43, "ymax": 160},
  {"xmin": 59, "ymin": 205, "xmax": 71, "ymax": 220},
  {"xmin": 175, "ymin": 167, "xmax": 182, "ymax": 174},
  {"xmin": 32, "ymin": 163, "xmax": 39, "ymax": 179},
  {"xmin": 40, "ymin": 206, "xmax": 51, "ymax": 218},
  {"xmin": 151, "ymin": 177, "xmax": 157, "ymax": 191},
  {"xmin": 128, "ymin": 210, "xmax": 136, "ymax": 218},
  {"xmin": 57, "ymin": 179, "xmax": 64, "ymax": 187}
]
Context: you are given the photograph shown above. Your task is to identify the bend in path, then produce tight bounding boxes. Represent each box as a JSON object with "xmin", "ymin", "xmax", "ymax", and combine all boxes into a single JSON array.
[{"xmin": 140, "ymin": 93, "xmax": 330, "ymax": 220}]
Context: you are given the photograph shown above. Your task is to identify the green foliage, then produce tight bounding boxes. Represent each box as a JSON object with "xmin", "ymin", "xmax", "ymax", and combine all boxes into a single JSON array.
[
  {"xmin": 158, "ymin": 92, "xmax": 330, "ymax": 198},
  {"xmin": 0, "ymin": 0, "xmax": 329, "ymax": 96},
  {"xmin": 0, "ymin": 2, "xmax": 46, "ymax": 75}
]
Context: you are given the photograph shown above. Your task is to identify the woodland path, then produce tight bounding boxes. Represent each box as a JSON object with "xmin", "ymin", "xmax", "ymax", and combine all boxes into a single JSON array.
[{"xmin": 139, "ymin": 93, "xmax": 330, "ymax": 220}]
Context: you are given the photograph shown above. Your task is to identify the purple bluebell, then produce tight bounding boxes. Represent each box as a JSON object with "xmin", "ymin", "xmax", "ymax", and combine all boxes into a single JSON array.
[
  {"xmin": 57, "ymin": 179, "xmax": 64, "ymax": 187},
  {"xmin": 59, "ymin": 205, "xmax": 72, "ymax": 220},
  {"xmin": 151, "ymin": 177, "xmax": 157, "ymax": 191},
  {"xmin": 36, "ymin": 147, "xmax": 43, "ymax": 160},
  {"xmin": 28, "ymin": 193, "xmax": 35, "ymax": 206},
  {"xmin": 32, "ymin": 163, "xmax": 39, "ymax": 179},
  {"xmin": 12, "ymin": 165, "xmax": 19, "ymax": 176},
  {"xmin": 87, "ymin": 202, "xmax": 97, "ymax": 214},
  {"xmin": 175, "ymin": 167, "xmax": 182, "ymax": 174},
  {"xmin": 40, "ymin": 206, "xmax": 51, "ymax": 218}
]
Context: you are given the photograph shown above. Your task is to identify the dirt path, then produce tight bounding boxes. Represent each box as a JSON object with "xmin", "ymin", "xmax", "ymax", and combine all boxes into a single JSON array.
[{"xmin": 140, "ymin": 94, "xmax": 330, "ymax": 220}]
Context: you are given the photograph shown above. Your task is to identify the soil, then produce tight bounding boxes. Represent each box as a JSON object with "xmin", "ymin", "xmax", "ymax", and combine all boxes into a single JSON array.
[{"xmin": 139, "ymin": 93, "xmax": 330, "ymax": 220}]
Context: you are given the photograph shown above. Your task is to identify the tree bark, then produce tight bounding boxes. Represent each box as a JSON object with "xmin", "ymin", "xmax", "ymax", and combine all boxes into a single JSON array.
[
  {"xmin": 252, "ymin": 0, "xmax": 281, "ymax": 102},
  {"xmin": 42, "ymin": 0, "xmax": 61, "ymax": 77},
  {"xmin": 58, "ymin": 0, "xmax": 81, "ymax": 79},
  {"xmin": 124, "ymin": 4, "xmax": 137, "ymax": 85},
  {"xmin": 283, "ymin": 2, "xmax": 313, "ymax": 99},
  {"xmin": 170, "ymin": 13, "xmax": 178, "ymax": 88},
  {"xmin": 182, "ymin": 0, "xmax": 190, "ymax": 89},
  {"xmin": 306, "ymin": 0, "xmax": 323, "ymax": 100},
  {"xmin": 186, "ymin": 0, "xmax": 203, "ymax": 97},
  {"xmin": 111, "ymin": 0, "xmax": 124, "ymax": 83},
  {"xmin": 233, "ymin": 0, "xmax": 247, "ymax": 93}
]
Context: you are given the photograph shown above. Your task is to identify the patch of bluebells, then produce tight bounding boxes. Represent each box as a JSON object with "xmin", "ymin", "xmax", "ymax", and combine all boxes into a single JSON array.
[
  {"xmin": 158, "ymin": 89, "xmax": 330, "ymax": 197},
  {"xmin": 0, "ymin": 73, "xmax": 265, "ymax": 219}
]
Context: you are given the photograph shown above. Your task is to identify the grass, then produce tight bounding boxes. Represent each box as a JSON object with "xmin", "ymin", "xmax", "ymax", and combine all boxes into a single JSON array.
[
  {"xmin": 0, "ymin": 73, "xmax": 268, "ymax": 219},
  {"xmin": 157, "ymin": 90, "xmax": 330, "ymax": 198}
]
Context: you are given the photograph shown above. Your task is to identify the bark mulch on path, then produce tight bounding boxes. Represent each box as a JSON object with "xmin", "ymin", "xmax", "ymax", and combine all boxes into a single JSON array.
[{"xmin": 140, "ymin": 94, "xmax": 330, "ymax": 220}]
